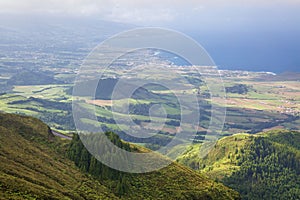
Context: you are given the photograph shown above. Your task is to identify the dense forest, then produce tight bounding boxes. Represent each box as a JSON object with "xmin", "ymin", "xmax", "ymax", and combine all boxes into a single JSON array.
[
  {"xmin": 67, "ymin": 132, "xmax": 132, "ymax": 196},
  {"xmin": 223, "ymin": 131, "xmax": 300, "ymax": 199},
  {"xmin": 177, "ymin": 130, "xmax": 300, "ymax": 200}
]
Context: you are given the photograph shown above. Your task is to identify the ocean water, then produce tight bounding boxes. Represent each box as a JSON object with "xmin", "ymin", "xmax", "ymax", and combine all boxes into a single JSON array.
[{"xmin": 191, "ymin": 31, "xmax": 300, "ymax": 73}]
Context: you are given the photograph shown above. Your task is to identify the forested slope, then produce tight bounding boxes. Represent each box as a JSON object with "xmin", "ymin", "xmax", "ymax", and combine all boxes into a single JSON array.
[
  {"xmin": 177, "ymin": 130, "xmax": 300, "ymax": 199},
  {"xmin": 0, "ymin": 112, "xmax": 240, "ymax": 199}
]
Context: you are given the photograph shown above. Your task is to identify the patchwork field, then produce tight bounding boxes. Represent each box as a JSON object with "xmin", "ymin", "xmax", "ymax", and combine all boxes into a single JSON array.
[{"xmin": 0, "ymin": 70, "xmax": 299, "ymax": 149}]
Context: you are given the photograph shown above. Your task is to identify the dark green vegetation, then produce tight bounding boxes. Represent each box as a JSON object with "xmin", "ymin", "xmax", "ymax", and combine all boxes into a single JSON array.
[
  {"xmin": 7, "ymin": 70, "xmax": 63, "ymax": 86},
  {"xmin": 225, "ymin": 84, "xmax": 249, "ymax": 94},
  {"xmin": 177, "ymin": 130, "xmax": 300, "ymax": 200},
  {"xmin": 67, "ymin": 132, "xmax": 131, "ymax": 197},
  {"xmin": 0, "ymin": 112, "xmax": 240, "ymax": 199},
  {"xmin": 223, "ymin": 131, "xmax": 300, "ymax": 199},
  {"xmin": 69, "ymin": 78, "xmax": 160, "ymax": 100}
]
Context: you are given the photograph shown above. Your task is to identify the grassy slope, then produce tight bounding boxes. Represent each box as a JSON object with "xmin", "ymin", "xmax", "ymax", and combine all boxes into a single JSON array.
[
  {"xmin": 0, "ymin": 112, "xmax": 240, "ymax": 200},
  {"xmin": 128, "ymin": 162, "xmax": 239, "ymax": 200},
  {"xmin": 0, "ymin": 113, "xmax": 119, "ymax": 200}
]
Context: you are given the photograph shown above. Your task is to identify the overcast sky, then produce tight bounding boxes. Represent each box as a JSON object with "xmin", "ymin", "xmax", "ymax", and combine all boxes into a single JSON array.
[{"xmin": 0, "ymin": 0, "xmax": 299, "ymax": 26}]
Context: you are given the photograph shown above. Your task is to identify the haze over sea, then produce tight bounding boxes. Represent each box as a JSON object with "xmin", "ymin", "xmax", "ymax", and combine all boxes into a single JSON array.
[{"xmin": 0, "ymin": 0, "xmax": 299, "ymax": 73}]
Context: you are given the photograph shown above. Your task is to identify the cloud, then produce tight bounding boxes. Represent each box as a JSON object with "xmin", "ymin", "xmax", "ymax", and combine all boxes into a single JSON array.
[{"xmin": 0, "ymin": 0, "xmax": 299, "ymax": 24}]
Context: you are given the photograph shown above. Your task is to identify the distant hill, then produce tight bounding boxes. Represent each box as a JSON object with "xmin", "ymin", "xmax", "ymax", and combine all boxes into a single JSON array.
[
  {"xmin": 0, "ymin": 112, "xmax": 240, "ymax": 199},
  {"xmin": 176, "ymin": 130, "xmax": 300, "ymax": 200},
  {"xmin": 7, "ymin": 71, "xmax": 63, "ymax": 85},
  {"xmin": 69, "ymin": 78, "xmax": 161, "ymax": 100}
]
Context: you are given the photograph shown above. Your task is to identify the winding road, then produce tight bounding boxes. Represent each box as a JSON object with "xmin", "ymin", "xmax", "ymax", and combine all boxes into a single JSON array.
[{"xmin": 51, "ymin": 130, "xmax": 72, "ymax": 140}]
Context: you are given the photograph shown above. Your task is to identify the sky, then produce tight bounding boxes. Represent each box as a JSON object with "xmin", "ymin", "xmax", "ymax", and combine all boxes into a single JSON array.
[
  {"xmin": 0, "ymin": 0, "xmax": 299, "ymax": 25},
  {"xmin": 0, "ymin": 0, "xmax": 299, "ymax": 72}
]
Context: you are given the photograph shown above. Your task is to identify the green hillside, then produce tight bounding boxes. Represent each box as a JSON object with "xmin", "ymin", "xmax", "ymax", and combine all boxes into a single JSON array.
[
  {"xmin": 177, "ymin": 130, "xmax": 300, "ymax": 199},
  {"xmin": 0, "ymin": 112, "xmax": 240, "ymax": 199},
  {"xmin": 0, "ymin": 112, "xmax": 119, "ymax": 199},
  {"xmin": 67, "ymin": 133, "xmax": 240, "ymax": 199}
]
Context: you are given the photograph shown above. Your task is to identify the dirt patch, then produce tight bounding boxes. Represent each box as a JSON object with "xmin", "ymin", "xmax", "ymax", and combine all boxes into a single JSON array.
[{"xmin": 86, "ymin": 99, "xmax": 113, "ymax": 106}]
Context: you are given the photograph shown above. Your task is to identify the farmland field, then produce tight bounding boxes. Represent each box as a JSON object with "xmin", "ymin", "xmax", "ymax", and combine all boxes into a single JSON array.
[{"xmin": 0, "ymin": 69, "xmax": 299, "ymax": 149}]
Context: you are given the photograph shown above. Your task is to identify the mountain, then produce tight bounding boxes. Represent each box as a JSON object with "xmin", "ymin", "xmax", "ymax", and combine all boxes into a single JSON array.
[
  {"xmin": 0, "ymin": 112, "xmax": 240, "ymax": 199},
  {"xmin": 176, "ymin": 130, "xmax": 300, "ymax": 200}
]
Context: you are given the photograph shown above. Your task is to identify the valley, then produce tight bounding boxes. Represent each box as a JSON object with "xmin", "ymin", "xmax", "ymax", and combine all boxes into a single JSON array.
[
  {"xmin": 0, "ymin": 16, "xmax": 299, "ymax": 200},
  {"xmin": 1, "ymin": 66, "xmax": 299, "ymax": 143}
]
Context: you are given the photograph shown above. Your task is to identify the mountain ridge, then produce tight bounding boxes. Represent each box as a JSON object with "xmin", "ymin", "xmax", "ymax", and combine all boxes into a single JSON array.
[{"xmin": 0, "ymin": 112, "xmax": 240, "ymax": 199}]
